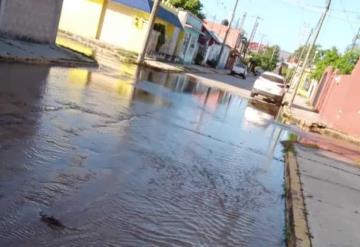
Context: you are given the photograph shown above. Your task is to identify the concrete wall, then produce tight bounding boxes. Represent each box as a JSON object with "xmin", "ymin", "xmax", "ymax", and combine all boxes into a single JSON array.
[
  {"xmin": 315, "ymin": 61, "xmax": 360, "ymax": 138},
  {"xmin": 0, "ymin": 0, "xmax": 63, "ymax": 43}
]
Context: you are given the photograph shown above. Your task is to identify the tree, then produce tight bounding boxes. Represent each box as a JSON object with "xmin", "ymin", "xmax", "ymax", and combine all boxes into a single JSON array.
[
  {"xmin": 311, "ymin": 48, "xmax": 360, "ymax": 80},
  {"xmin": 168, "ymin": 0, "xmax": 205, "ymax": 19},
  {"xmin": 311, "ymin": 47, "xmax": 340, "ymax": 80},
  {"xmin": 336, "ymin": 49, "xmax": 360, "ymax": 74},
  {"xmin": 292, "ymin": 44, "xmax": 321, "ymax": 64},
  {"xmin": 250, "ymin": 45, "xmax": 280, "ymax": 71}
]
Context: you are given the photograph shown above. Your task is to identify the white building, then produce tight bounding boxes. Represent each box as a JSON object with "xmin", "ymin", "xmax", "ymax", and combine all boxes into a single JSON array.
[{"xmin": 202, "ymin": 30, "xmax": 231, "ymax": 69}]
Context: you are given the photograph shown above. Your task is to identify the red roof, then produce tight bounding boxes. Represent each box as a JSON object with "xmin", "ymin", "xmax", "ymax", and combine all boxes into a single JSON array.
[
  {"xmin": 247, "ymin": 42, "xmax": 267, "ymax": 52},
  {"xmin": 203, "ymin": 20, "xmax": 243, "ymax": 49}
]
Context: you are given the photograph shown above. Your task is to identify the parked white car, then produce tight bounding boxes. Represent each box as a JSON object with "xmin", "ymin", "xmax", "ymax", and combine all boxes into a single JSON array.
[
  {"xmin": 250, "ymin": 72, "xmax": 286, "ymax": 105},
  {"xmin": 230, "ymin": 62, "xmax": 247, "ymax": 79}
]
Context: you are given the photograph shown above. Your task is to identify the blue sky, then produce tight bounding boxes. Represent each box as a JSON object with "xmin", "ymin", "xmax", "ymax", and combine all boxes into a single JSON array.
[{"xmin": 202, "ymin": 0, "xmax": 360, "ymax": 53}]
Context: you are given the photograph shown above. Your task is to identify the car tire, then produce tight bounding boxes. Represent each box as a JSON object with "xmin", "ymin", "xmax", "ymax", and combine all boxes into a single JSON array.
[
  {"xmin": 242, "ymin": 74, "xmax": 246, "ymax": 80},
  {"xmin": 230, "ymin": 71, "xmax": 235, "ymax": 75}
]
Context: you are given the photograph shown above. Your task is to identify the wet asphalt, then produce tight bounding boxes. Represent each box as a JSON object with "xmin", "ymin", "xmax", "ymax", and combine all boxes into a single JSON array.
[{"xmin": 0, "ymin": 62, "xmax": 291, "ymax": 246}]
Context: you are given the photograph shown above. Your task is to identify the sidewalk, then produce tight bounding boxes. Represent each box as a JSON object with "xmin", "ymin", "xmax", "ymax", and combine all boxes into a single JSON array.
[
  {"xmin": 292, "ymin": 144, "xmax": 360, "ymax": 247},
  {"xmin": 281, "ymin": 93, "xmax": 360, "ymax": 145},
  {"xmin": 282, "ymin": 92, "xmax": 320, "ymax": 126},
  {"xmin": 0, "ymin": 37, "xmax": 97, "ymax": 67}
]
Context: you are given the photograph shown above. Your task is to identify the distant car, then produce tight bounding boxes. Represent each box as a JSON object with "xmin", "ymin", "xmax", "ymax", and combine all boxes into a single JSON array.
[
  {"xmin": 250, "ymin": 72, "xmax": 286, "ymax": 106},
  {"xmin": 231, "ymin": 62, "xmax": 247, "ymax": 79}
]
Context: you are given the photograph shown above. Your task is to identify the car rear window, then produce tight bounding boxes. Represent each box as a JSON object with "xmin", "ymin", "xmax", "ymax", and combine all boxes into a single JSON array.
[
  {"xmin": 262, "ymin": 74, "xmax": 284, "ymax": 84},
  {"xmin": 236, "ymin": 63, "xmax": 246, "ymax": 68}
]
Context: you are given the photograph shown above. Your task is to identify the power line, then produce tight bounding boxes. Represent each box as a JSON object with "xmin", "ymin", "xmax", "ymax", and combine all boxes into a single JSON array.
[
  {"xmin": 289, "ymin": 0, "xmax": 332, "ymax": 108},
  {"xmin": 339, "ymin": 0, "xmax": 356, "ymax": 33}
]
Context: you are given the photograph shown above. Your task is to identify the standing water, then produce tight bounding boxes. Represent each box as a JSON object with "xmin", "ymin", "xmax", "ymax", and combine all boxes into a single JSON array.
[{"xmin": 0, "ymin": 62, "xmax": 286, "ymax": 246}]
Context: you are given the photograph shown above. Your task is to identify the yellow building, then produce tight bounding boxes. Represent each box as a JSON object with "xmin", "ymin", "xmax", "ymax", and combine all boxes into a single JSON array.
[
  {"xmin": 59, "ymin": 0, "xmax": 184, "ymax": 56},
  {"xmin": 296, "ymin": 69, "xmax": 318, "ymax": 99}
]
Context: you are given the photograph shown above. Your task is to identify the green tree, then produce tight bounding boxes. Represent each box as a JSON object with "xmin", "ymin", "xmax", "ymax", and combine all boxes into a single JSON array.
[
  {"xmin": 335, "ymin": 49, "xmax": 360, "ymax": 74},
  {"xmin": 311, "ymin": 47, "xmax": 340, "ymax": 80},
  {"xmin": 168, "ymin": 0, "xmax": 205, "ymax": 19},
  {"xmin": 311, "ymin": 48, "xmax": 360, "ymax": 80},
  {"xmin": 250, "ymin": 45, "xmax": 280, "ymax": 71},
  {"xmin": 292, "ymin": 45, "xmax": 321, "ymax": 64}
]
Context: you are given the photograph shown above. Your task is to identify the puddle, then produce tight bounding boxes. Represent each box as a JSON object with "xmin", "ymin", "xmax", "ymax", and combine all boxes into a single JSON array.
[{"xmin": 0, "ymin": 62, "xmax": 292, "ymax": 246}]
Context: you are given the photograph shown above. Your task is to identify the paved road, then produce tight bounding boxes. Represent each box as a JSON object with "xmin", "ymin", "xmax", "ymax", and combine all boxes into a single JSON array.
[{"xmin": 295, "ymin": 144, "xmax": 360, "ymax": 247}]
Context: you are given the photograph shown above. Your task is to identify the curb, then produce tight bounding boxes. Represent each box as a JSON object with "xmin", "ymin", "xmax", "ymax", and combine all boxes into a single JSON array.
[
  {"xmin": 284, "ymin": 146, "xmax": 312, "ymax": 247},
  {"xmin": 0, "ymin": 56, "xmax": 98, "ymax": 68},
  {"xmin": 142, "ymin": 61, "xmax": 184, "ymax": 73}
]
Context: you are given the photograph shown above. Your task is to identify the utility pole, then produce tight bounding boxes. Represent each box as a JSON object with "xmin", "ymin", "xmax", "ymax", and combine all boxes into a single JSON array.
[
  {"xmin": 270, "ymin": 47, "xmax": 276, "ymax": 62},
  {"xmin": 243, "ymin": 16, "xmax": 261, "ymax": 57},
  {"xmin": 235, "ymin": 13, "xmax": 247, "ymax": 49},
  {"xmin": 289, "ymin": 0, "xmax": 331, "ymax": 108},
  {"xmin": 236, "ymin": 18, "xmax": 240, "ymax": 29},
  {"xmin": 257, "ymin": 34, "xmax": 266, "ymax": 53},
  {"xmin": 289, "ymin": 28, "xmax": 313, "ymax": 88},
  {"xmin": 239, "ymin": 12, "xmax": 247, "ymax": 31},
  {"xmin": 216, "ymin": 0, "xmax": 240, "ymax": 68},
  {"xmin": 351, "ymin": 27, "xmax": 360, "ymax": 51},
  {"xmin": 136, "ymin": 0, "xmax": 161, "ymax": 65}
]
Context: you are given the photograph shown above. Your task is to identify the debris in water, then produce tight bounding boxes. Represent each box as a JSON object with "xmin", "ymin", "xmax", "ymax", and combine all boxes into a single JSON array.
[{"xmin": 40, "ymin": 211, "xmax": 65, "ymax": 230}]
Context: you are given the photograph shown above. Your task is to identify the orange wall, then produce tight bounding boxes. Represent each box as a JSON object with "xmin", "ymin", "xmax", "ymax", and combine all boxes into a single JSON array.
[{"xmin": 317, "ymin": 61, "xmax": 360, "ymax": 138}]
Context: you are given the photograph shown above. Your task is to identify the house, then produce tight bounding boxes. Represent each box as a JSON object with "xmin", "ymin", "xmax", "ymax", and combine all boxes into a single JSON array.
[
  {"xmin": 59, "ymin": 0, "xmax": 183, "ymax": 57},
  {"xmin": 311, "ymin": 60, "xmax": 360, "ymax": 138},
  {"xmin": 247, "ymin": 42, "xmax": 267, "ymax": 53},
  {"xmin": 203, "ymin": 20, "xmax": 244, "ymax": 69},
  {"xmin": 0, "ymin": 0, "xmax": 63, "ymax": 43},
  {"xmin": 177, "ymin": 10, "xmax": 202, "ymax": 64},
  {"xmin": 198, "ymin": 27, "xmax": 231, "ymax": 68}
]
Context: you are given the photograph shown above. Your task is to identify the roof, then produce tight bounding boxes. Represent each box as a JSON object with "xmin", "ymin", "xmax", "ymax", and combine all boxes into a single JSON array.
[
  {"xmin": 112, "ymin": 0, "xmax": 183, "ymax": 28},
  {"xmin": 248, "ymin": 42, "xmax": 267, "ymax": 51},
  {"xmin": 203, "ymin": 20, "xmax": 244, "ymax": 49}
]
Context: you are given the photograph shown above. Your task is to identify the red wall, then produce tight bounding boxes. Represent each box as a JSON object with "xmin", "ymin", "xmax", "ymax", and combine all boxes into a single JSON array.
[{"xmin": 316, "ymin": 61, "xmax": 360, "ymax": 138}]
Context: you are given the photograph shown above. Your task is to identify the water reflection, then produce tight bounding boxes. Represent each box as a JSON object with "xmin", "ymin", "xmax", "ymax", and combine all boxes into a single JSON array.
[
  {"xmin": 0, "ymin": 62, "xmax": 286, "ymax": 246},
  {"xmin": 0, "ymin": 64, "xmax": 49, "ymax": 140}
]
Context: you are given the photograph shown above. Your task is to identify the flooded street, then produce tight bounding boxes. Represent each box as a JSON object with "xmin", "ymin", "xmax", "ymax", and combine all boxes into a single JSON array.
[{"xmin": 0, "ymin": 62, "xmax": 288, "ymax": 246}]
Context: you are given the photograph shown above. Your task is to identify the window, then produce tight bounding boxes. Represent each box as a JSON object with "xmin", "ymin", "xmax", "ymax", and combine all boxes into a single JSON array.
[
  {"xmin": 236, "ymin": 63, "xmax": 246, "ymax": 68},
  {"xmin": 261, "ymin": 74, "xmax": 284, "ymax": 84}
]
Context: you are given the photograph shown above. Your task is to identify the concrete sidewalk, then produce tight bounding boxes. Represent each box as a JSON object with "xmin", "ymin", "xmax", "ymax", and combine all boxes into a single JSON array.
[
  {"xmin": 295, "ymin": 144, "xmax": 360, "ymax": 247},
  {"xmin": 282, "ymin": 92, "xmax": 320, "ymax": 125},
  {"xmin": 0, "ymin": 37, "xmax": 97, "ymax": 67}
]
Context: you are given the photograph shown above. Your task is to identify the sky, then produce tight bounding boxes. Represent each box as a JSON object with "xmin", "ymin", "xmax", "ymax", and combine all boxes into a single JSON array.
[{"xmin": 202, "ymin": 0, "xmax": 360, "ymax": 53}]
